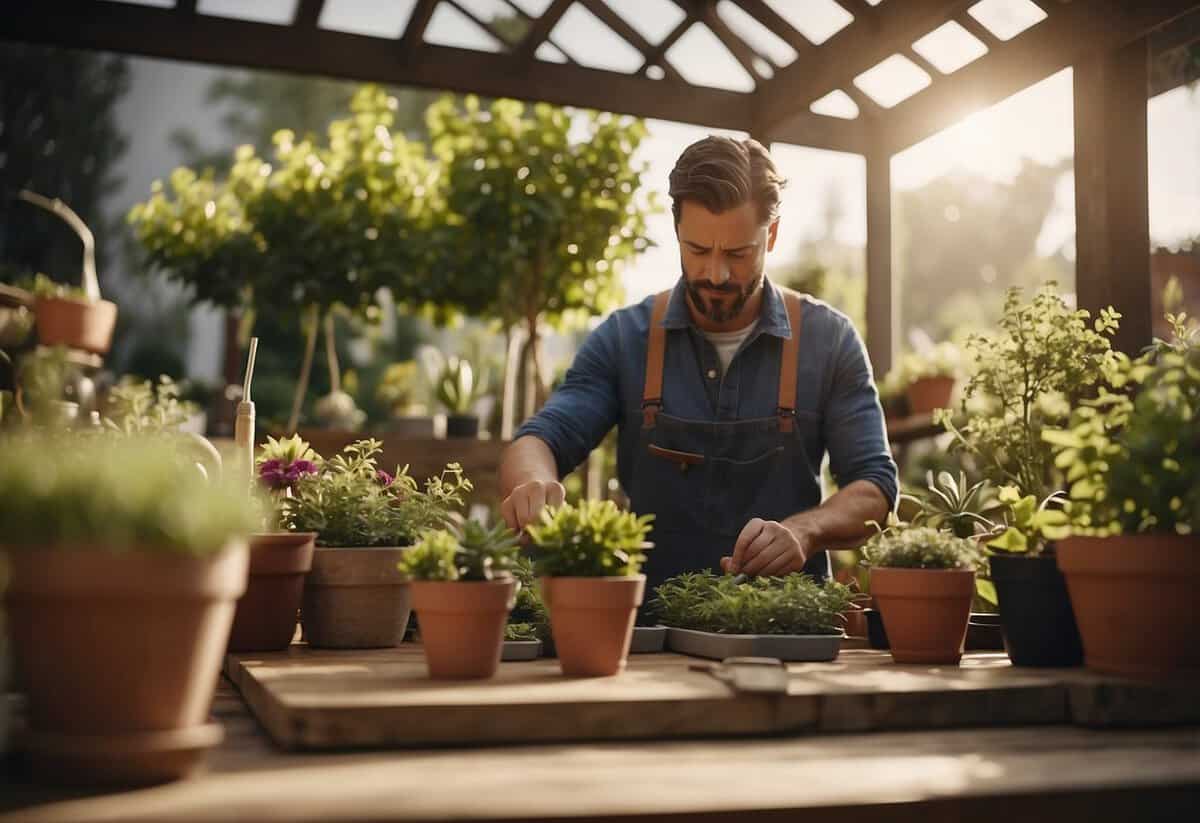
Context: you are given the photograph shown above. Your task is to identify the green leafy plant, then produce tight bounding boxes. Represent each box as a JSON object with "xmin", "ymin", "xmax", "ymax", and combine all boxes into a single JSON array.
[
  {"xmin": 435, "ymin": 355, "xmax": 484, "ymax": 416},
  {"xmin": 1044, "ymin": 318, "xmax": 1200, "ymax": 537},
  {"xmin": 881, "ymin": 341, "xmax": 962, "ymax": 392},
  {"xmin": 103, "ymin": 375, "xmax": 198, "ymax": 434},
  {"xmin": 903, "ymin": 470, "xmax": 1002, "ymax": 539},
  {"xmin": 23, "ymin": 272, "xmax": 91, "ymax": 302},
  {"xmin": 861, "ymin": 521, "xmax": 984, "ymax": 571},
  {"xmin": 508, "ymin": 555, "xmax": 550, "ymax": 641},
  {"xmin": 527, "ymin": 499, "xmax": 653, "ymax": 577},
  {"xmin": 504, "ymin": 622, "xmax": 540, "ymax": 642},
  {"xmin": 398, "ymin": 520, "xmax": 520, "ymax": 582},
  {"xmin": 936, "ymin": 283, "xmax": 1120, "ymax": 503},
  {"xmin": 375, "ymin": 360, "xmax": 428, "ymax": 417},
  {"xmin": 0, "ymin": 433, "xmax": 260, "ymax": 554},
  {"xmin": 652, "ymin": 571, "xmax": 855, "ymax": 636},
  {"xmin": 283, "ymin": 438, "xmax": 472, "ymax": 547},
  {"xmin": 984, "ymin": 485, "xmax": 1071, "ymax": 554}
]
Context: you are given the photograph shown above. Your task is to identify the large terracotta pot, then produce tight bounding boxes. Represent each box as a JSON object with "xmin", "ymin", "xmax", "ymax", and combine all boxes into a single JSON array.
[
  {"xmin": 4, "ymin": 541, "xmax": 248, "ymax": 784},
  {"xmin": 905, "ymin": 375, "xmax": 955, "ymax": 415},
  {"xmin": 228, "ymin": 532, "xmax": 316, "ymax": 652},
  {"xmin": 34, "ymin": 296, "xmax": 118, "ymax": 355},
  {"xmin": 870, "ymin": 567, "xmax": 975, "ymax": 664},
  {"xmin": 1057, "ymin": 535, "xmax": 1200, "ymax": 679},
  {"xmin": 302, "ymin": 546, "xmax": 411, "ymax": 649},
  {"xmin": 541, "ymin": 576, "xmax": 645, "ymax": 677},
  {"xmin": 410, "ymin": 579, "xmax": 516, "ymax": 679}
]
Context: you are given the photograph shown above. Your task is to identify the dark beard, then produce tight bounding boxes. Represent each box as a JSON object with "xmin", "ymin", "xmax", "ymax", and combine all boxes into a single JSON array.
[{"xmin": 684, "ymin": 267, "xmax": 761, "ymax": 324}]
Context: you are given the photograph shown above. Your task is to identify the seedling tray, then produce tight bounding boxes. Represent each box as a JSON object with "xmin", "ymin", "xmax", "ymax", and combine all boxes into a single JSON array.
[
  {"xmin": 501, "ymin": 640, "xmax": 542, "ymax": 661},
  {"xmin": 666, "ymin": 627, "xmax": 842, "ymax": 662},
  {"xmin": 630, "ymin": 625, "xmax": 667, "ymax": 653}
]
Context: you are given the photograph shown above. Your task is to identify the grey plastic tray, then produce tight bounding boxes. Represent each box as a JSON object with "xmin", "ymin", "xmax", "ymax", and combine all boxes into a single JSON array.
[
  {"xmin": 666, "ymin": 627, "xmax": 842, "ymax": 662},
  {"xmin": 630, "ymin": 625, "xmax": 667, "ymax": 654},
  {"xmin": 500, "ymin": 640, "xmax": 542, "ymax": 661}
]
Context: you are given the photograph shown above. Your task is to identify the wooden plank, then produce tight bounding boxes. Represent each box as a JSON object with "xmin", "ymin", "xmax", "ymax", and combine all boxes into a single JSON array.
[
  {"xmin": 865, "ymin": 140, "xmax": 895, "ymax": 378},
  {"xmin": 513, "ymin": 0, "xmax": 572, "ymax": 61},
  {"xmin": 1073, "ymin": 37, "xmax": 1154, "ymax": 356},
  {"xmin": 1068, "ymin": 678, "xmax": 1200, "ymax": 728}
]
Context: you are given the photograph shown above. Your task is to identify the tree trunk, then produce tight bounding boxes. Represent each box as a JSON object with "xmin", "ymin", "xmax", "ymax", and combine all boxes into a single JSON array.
[{"xmin": 286, "ymin": 304, "xmax": 320, "ymax": 433}]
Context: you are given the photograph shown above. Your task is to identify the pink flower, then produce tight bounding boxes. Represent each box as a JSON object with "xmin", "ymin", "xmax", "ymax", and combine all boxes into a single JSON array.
[
  {"xmin": 259, "ymin": 458, "xmax": 318, "ymax": 491},
  {"xmin": 376, "ymin": 469, "xmax": 395, "ymax": 487}
]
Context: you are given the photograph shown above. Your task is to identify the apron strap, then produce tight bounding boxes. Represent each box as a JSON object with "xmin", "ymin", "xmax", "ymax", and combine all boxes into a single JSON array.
[
  {"xmin": 776, "ymin": 289, "xmax": 804, "ymax": 433},
  {"xmin": 641, "ymin": 290, "xmax": 672, "ymax": 428}
]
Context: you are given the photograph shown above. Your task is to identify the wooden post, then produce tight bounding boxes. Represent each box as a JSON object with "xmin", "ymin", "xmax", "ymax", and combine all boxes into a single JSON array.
[
  {"xmin": 1073, "ymin": 38, "xmax": 1153, "ymax": 355},
  {"xmin": 865, "ymin": 140, "xmax": 896, "ymax": 378}
]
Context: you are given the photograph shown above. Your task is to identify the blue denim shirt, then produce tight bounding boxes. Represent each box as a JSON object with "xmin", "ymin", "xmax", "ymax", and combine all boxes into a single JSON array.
[{"xmin": 516, "ymin": 276, "xmax": 898, "ymax": 512}]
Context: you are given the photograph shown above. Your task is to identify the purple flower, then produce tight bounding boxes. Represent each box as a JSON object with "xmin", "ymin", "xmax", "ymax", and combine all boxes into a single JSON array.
[
  {"xmin": 259, "ymin": 458, "xmax": 318, "ymax": 491},
  {"xmin": 286, "ymin": 460, "xmax": 318, "ymax": 485},
  {"xmin": 376, "ymin": 469, "xmax": 395, "ymax": 487}
]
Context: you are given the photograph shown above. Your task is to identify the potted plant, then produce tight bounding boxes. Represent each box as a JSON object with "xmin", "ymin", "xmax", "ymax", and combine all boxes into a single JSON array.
[
  {"xmin": 880, "ymin": 342, "xmax": 962, "ymax": 416},
  {"xmin": 283, "ymin": 438, "xmax": 472, "ymax": 648},
  {"xmin": 398, "ymin": 520, "xmax": 520, "ymax": 679},
  {"xmin": 376, "ymin": 360, "xmax": 434, "ymax": 439},
  {"xmin": 505, "ymin": 555, "xmax": 549, "ymax": 660},
  {"xmin": 1047, "ymin": 315, "xmax": 1199, "ymax": 678},
  {"xmin": 653, "ymin": 572, "xmax": 855, "ymax": 661},
  {"xmin": 0, "ymin": 434, "xmax": 258, "ymax": 784},
  {"xmin": 528, "ymin": 499, "xmax": 653, "ymax": 676},
  {"xmin": 861, "ymin": 520, "xmax": 984, "ymax": 664},
  {"xmin": 435, "ymin": 353, "xmax": 485, "ymax": 438},
  {"xmin": 936, "ymin": 284, "xmax": 1118, "ymax": 666}
]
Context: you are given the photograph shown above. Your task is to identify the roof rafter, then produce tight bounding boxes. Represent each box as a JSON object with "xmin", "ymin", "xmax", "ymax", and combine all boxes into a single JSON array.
[
  {"xmin": 514, "ymin": 0, "xmax": 573, "ymax": 61},
  {"xmin": 576, "ymin": 0, "xmax": 682, "ymax": 82},
  {"xmin": 400, "ymin": 0, "xmax": 439, "ymax": 56}
]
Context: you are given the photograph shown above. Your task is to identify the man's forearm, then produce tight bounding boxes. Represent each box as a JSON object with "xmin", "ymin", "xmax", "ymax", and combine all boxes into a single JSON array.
[
  {"xmin": 782, "ymin": 480, "xmax": 890, "ymax": 553},
  {"xmin": 499, "ymin": 435, "xmax": 560, "ymax": 498}
]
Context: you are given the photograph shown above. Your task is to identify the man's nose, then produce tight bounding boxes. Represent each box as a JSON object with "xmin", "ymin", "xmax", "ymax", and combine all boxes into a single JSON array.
[{"xmin": 709, "ymin": 256, "xmax": 731, "ymax": 285}]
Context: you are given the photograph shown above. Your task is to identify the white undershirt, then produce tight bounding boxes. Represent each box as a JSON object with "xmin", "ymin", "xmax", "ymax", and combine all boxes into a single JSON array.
[{"xmin": 702, "ymin": 323, "xmax": 756, "ymax": 376}]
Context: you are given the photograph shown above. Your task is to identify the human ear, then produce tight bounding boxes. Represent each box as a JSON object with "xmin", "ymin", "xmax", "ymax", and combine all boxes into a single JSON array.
[{"xmin": 766, "ymin": 218, "xmax": 780, "ymax": 252}]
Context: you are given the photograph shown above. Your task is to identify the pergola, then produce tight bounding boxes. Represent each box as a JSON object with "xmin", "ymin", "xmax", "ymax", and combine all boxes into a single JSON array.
[{"xmin": 4, "ymin": 0, "xmax": 1199, "ymax": 370}]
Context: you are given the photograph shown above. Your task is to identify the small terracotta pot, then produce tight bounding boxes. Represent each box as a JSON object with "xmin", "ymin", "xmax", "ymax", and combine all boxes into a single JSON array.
[
  {"xmin": 34, "ymin": 296, "xmax": 118, "ymax": 355},
  {"xmin": 228, "ymin": 532, "xmax": 316, "ymax": 652},
  {"xmin": 841, "ymin": 605, "xmax": 868, "ymax": 638},
  {"xmin": 871, "ymin": 567, "xmax": 975, "ymax": 664},
  {"xmin": 541, "ymin": 576, "xmax": 645, "ymax": 677},
  {"xmin": 905, "ymin": 375, "xmax": 955, "ymax": 415},
  {"xmin": 1058, "ymin": 535, "xmax": 1200, "ymax": 679},
  {"xmin": 302, "ymin": 546, "xmax": 411, "ymax": 649},
  {"xmin": 410, "ymin": 579, "xmax": 516, "ymax": 679},
  {"xmin": 4, "ymin": 541, "xmax": 248, "ymax": 784}
]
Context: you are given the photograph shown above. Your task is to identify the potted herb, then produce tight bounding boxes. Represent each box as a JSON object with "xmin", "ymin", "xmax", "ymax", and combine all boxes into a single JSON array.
[
  {"xmin": 504, "ymin": 555, "xmax": 549, "ymax": 660},
  {"xmin": 1048, "ymin": 316, "xmax": 1199, "ymax": 678},
  {"xmin": 881, "ymin": 342, "xmax": 962, "ymax": 416},
  {"xmin": 528, "ymin": 500, "xmax": 653, "ymax": 677},
  {"xmin": 435, "ymin": 354, "xmax": 485, "ymax": 438},
  {"xmin": 937, "ymin": 284, "xmax": 1119, "ymax": 667},
  {"xmin": 283, "ymin": 438, "xmax": 472, "ymax": 648},
  {"xmin": 0, "ymin": 434, "xmax": 258, "ymax": 784},
  {"xmin": 861, "ymin": 521, "xmax": 984, "ymax": 664},
  {"xmin": 376, "ymin": 360, "xmax": 434, "ymax": 439},
  {"xmin": 653, "ymin": 572, "xmax": 855, "ymax": 661},
  {"xmin": 399, "ymin": 520, "xmax": 520, "ymax": 679}
]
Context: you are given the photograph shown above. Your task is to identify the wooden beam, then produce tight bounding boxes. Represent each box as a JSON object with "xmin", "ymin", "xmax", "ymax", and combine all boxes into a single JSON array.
[
  {"xmin": 755, "ymin": 0, "xmax": 974, "ymax": 138},
  {"xmin": 865, "ymin": 138, "xmax": 896, "ymax": 377},
  {"xmin": 884, "ymin": 0, "xmax": 1200, "ymax": 153},
  {"xmin": 735, "ymin": 0, "xmax": 817, "ymax": 56},
  {"xmin": 576, "ymin": 0, "xmax": 682, "ymax": 82},
  {"xmin": 514, "ymin": 0, "xmax": 572, "ymax": 61},
  {"xmin": 1074, "ymin": 38, "xmax": 1153, "ymax": 356},
  {"xmin": 399, "ymin": 0, "xmax": 438, "ymax": 55},
  {"xmin": 293, "ymin": 0, "xmax": 326, "ymax": 29},
  {"xmin": 697, "ymin": 2, "xmax": 766, "ymax": 89},
  {"xmin": 637, "ymin": 11, "xmax": 697, "ymax": 78}
]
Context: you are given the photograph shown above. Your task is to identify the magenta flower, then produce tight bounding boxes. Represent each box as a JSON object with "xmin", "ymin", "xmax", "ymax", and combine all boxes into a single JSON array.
[
  {"xmin": 259, "ymin": 458, "xmax": 318, "ymax": 491},
  {"xmin": 376, "ymin": 469, "xmax": 395, "ymax": 487}
]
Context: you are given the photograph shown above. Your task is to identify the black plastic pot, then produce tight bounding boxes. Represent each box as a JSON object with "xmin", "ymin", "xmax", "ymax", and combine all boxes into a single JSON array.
[
  {"xmin": 990, "ymin": 553, "xmax": 1083, "ymax": 667},
  {"xmin": 965, "ymin": 613, "xmax": 1005, "ymax": 651},
  {"xmin": 445, "ymin": 415, "xmax": 479, "ymax": 438},
  {"xmin": 865, "ymin": 608, "xmax": 889, "ymax": 650}
]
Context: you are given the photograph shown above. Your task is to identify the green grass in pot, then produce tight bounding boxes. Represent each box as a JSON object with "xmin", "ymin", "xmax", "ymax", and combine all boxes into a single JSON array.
[
  {"xmin": 861, "ymin": 522, "xmax": 984, "ymax": 571},
  {"xmin": 652, "ymin": 571, "xmax": 856, "ymax": 636}
]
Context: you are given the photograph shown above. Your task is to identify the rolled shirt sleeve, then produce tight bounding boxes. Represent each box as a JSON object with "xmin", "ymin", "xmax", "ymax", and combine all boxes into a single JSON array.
[
  {"xmin": 822, "ymin": 318, "xmax": 899, "ymax": 508},
  {"xmin": 514, "ymin": 313, "xmax": 622, "ymax": 479}
]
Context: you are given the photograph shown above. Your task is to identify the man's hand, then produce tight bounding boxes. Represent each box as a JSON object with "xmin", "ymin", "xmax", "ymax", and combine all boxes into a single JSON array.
[
  {"xmin": 501, "ymin": 479, "xmax": 566, "ymax": 533},
  {"xmin": 720, "ymin": 518, "xmax": 810, "ymax": 577}
]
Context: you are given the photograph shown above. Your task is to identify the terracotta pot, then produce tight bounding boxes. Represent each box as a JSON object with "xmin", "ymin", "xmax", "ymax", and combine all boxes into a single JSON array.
[
  {"xmin": 841, "ymin": 605, "xmax": 868, "ymax": 638},
  {"xmin": 870, "ymin": 567, "xmax": 975, "ymax": 664},
  {"xmin": 541, "ymin": 576, "xmax": 645, "ymax": 677},
  {"xmin": 34, "ymin": 296, "xmax": 118, "ymax": 355},
  {"xmin": 302, "ymin": 546, "xmax": 411, "ymax": 649},
  {"xmin": 905, "ymin": 375, "xmax": 955, "ymax": 415},
  {"xmin": 410, "ymin": 579, "xmax": 516, "ymax": 679},
  {"xmin": 4, "ymin": 541, "xmax": 248, "ymax": 784},
  {"xmin": 1058, "ymin": 535, "xmax": 1200, "ymax": 679},
  {"xmin": 228, "ymin": 532, "xmax": 316, "ymax": 652}
]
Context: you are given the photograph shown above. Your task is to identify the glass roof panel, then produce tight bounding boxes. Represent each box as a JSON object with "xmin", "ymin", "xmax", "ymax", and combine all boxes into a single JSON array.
[
  {"xmin": 912, "ymin": 20, "xmax": 988, "ymax": 74},
  {"xmin": 602, "ymin": 0, "xmax": 687, "ymax": 46},
  {"xmin": 810, "ymin": 90, "xmax": 859, "ymax": 120},
  {"xmin": 197, "ymin": 0, "xmax": 297, "ymax": 25},
  {"xmin": 318, "ymin": 0, "xmax": 419, "ymax": 39},
  {"xmin": 853, "ymin": 54, "xmax": 932, "ymax": 108},
  {"xmin": 550, "ymin": 3, "xmax": 644, "ymax": 74},
  {"xmin": 762, "ymin": 0, "xmax": 853, "ymax": 46},
  {"xmin": 716, "ymin": 1, "xmax": 798, "ymax": 68},
  {"xmin": 536, "ymin": 41, "xmax": 569, "ymax": 64},
  {"xmin": 508, "ymin": 0, "xmax": 553, "ymax": 15},
  {"xmin": 967, "ymin": 0, "xmax": 1048, "ymax": 42},
  {"xmin": 424, "ymin": 2, "xmax": 505, "ymax": 52},
  {"xmin": 667, "ymin": 23, "xmax": 756, "ymax": 93}
]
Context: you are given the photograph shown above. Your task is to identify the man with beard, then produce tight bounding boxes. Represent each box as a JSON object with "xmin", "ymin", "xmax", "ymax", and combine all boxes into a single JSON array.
[{"xmin": 499, "ymin": 136, "xmax": 897, "ymax": 589}]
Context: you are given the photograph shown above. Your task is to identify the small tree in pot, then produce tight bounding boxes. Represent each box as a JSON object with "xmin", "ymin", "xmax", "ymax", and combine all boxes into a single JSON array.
[
  {"xmin": 528, "ymin": 500, "xmax": 653, "ymax": 677},
  {"xmin": 399, "ymin": 520, "xmax": 520, "ymax": 679},
  {"xmin": 861, "ymin": 521, "xmax": 984, "ymax": 664}
]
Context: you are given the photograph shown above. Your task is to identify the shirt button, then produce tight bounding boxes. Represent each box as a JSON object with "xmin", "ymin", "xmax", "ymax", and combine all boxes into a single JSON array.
[{"xmin": 706, "ymin": 368, "xmax": 717, "ymax": 379}]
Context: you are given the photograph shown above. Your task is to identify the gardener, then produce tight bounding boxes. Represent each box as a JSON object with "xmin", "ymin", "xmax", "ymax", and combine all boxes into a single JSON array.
[{"xmin": 499, "ymin": 136, "xmax": 897, "ymax": 591}]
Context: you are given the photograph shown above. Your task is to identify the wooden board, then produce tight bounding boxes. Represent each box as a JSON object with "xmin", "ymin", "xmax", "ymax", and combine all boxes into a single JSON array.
[{"xmin": 227, "ymin": 646, "xmax": 1077, "ymax": 750}]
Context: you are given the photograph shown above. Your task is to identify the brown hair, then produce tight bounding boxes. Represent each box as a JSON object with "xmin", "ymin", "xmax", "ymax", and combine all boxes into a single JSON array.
[{"xmin": 668, "ymin": 136, "xmax": 786, "ymax": 226}]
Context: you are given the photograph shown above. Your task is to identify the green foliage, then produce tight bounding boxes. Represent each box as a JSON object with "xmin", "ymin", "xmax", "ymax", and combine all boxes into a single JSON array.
[
  {"xmin": 984, "ymin": 485, "xmax": 1070, "ymax": 554},
  {"xmin": 0, "ymin": 433, "xmax": 259, "ymax": 554},
  {"xmin": 504, "ymin": 622, "xmax": 540, "ymax": 642},
  {"xmin": 283, "ymin": 438, "xmax": 472, "ymax": 547},
  {"xmin": 426, "ymin": 95, "xmax": 657, "ymax": 330},
  {"xmin": 375, "ymin": 360, "xmax": 427, "ymax": 417},
  {"xmin": 508, "ymin": 555, "xmax": 550, "ymax": 640},
  {"xmin": 528, "ymin": 499, "xmax": 653, "ymax": 578},
  {"xmin": 24, "ymin": 273, "xmax": 91, "ymax": 302},
  {"xmin": 1044, "ymin": 321, "xmax": 1200, "ymax": 536},
  {"xmin": 435, "ymin": 355, "xmax": 484, "ymax": 415},
  {"xmin": 398, "ymin": 520, "xmax": 520, "ymax": 582},
  {"xmin": 937, "ymin": 283, "xmax": 1120, "ymax": 502},
  {"xmin": 257, "ymin": 433, "xmax": 319, "ymax": 468},
  {"xmin": 861, "ymin": 523, "xmax": 984, "ymax": 571},
  {"xmin": 652, "ymin": 571, "xmax": 855, "ymax": 636},
  {"xmin": 880, "ymin": 342, "xmax": 962, "ymax": 397},
  {"xmin": 902, "ymin": 470, "xmax": 1001, "ymax": 539},
  {"xmin": 103, "ymin": 375, "xmax": 197, "ymax": 434}
]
